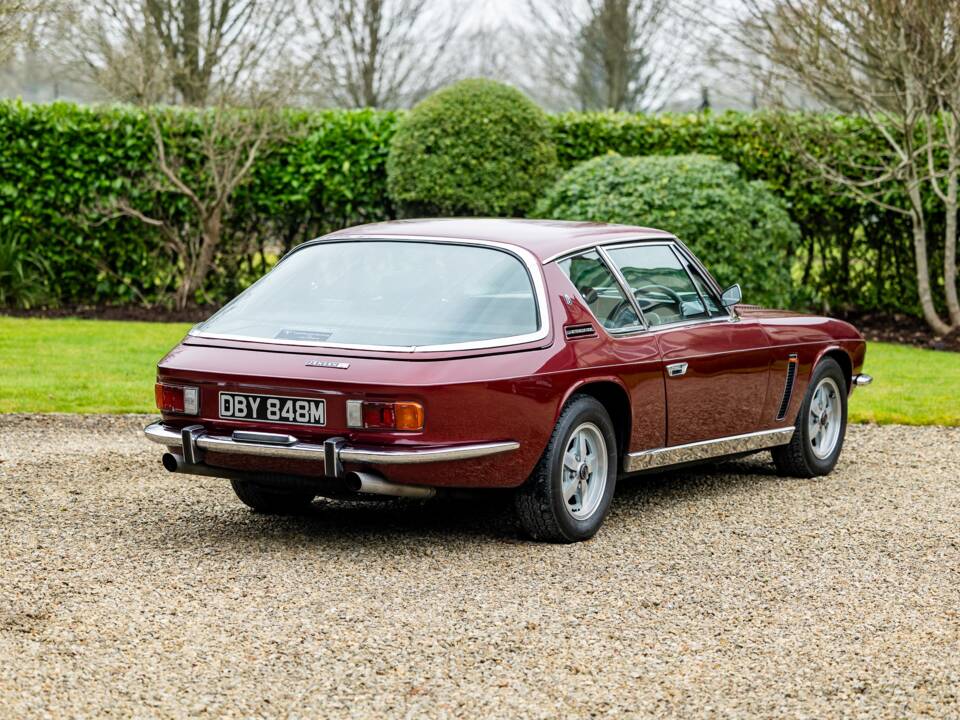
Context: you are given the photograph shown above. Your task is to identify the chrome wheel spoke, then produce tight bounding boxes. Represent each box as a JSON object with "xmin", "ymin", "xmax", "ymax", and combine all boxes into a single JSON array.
[
  {"xmin": 557, "ymin": 423, "xmax": 608, "ymax": 521},
  {"xmin": 808, "ymin": 376, "xmax": 843, "ymax": 460}
]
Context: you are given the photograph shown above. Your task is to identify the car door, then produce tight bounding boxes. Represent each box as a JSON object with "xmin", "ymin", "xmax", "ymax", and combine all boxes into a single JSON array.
[{"xmin": 602, "ymin": 242, "xmax": 773, "ymax": 446}]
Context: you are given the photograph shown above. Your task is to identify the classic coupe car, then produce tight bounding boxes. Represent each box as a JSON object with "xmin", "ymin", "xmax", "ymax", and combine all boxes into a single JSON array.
[{"xmin": 146, "ymin": 219, "xmax": 872, "ymax": 542}]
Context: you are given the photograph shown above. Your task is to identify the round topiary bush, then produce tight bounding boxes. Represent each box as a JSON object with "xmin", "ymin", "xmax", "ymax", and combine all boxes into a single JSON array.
[
  {"xmin": 387, "ymin": 79, "xmax": 558, "ymax": 217},
  {"xmin": 535, "ymin": 154, "xmax": 801, "ymax": 307}
]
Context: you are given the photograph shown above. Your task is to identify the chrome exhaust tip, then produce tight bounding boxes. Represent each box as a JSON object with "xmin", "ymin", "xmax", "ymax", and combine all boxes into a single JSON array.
[
  {"xmin": 161, "ymin": 452, "xmax": 182, "ymax": 472},
  {"xmin": 344, "ymin": 471, "xmax": 436, "ymax": 499}
]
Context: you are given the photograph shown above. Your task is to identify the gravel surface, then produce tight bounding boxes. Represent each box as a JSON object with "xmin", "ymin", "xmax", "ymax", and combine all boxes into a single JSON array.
[{"xmin": 1, "ymin": 414, "xmax": 958, "ymax": 719}]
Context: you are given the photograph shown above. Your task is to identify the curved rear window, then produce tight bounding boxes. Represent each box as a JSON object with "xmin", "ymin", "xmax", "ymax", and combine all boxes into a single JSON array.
[{"xmin": 196, "ymin": 240, "xmax": 541, "ymax": 348}]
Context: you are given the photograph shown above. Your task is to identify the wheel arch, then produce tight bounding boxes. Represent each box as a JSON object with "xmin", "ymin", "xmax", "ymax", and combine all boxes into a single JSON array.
[
  {"xmin": 815, "ymin": 345, "xmax": 853, "ymax": 392},
  {"xmin": 558, "ymin": 378, "xmax": 632, "ymax": 472}
]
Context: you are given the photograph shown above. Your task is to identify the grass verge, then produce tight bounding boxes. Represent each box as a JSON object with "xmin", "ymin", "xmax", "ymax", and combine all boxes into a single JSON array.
[
  {"xmin": 0, "ymin": 317, "xmax": 957, "ymax": 424},
  {"xmin": 0, "ymin": 317, "xmax": 191, "ymax": 413}
]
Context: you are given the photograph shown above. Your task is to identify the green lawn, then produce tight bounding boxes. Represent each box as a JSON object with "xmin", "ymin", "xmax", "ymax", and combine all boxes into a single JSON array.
[
  {"xmin": 0, "ymin": 317, "xmax": 957, "ymax": 424},
  {"xmin": 0, "ymin": 317, "xmax": 192, "ymax": 413},
  {"xmin": 848, "ymin": 340, "xmax": 960, "ymax": 426}
]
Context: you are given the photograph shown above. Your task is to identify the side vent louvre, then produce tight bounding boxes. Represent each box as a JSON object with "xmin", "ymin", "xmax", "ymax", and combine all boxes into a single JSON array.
[
  {"xmin": 564, "ymin": 323, "xmax": 598, "ymax": 340},
  {"xmin": 776, "ymin": 354, "xmax": 799, "ymax": 420}
]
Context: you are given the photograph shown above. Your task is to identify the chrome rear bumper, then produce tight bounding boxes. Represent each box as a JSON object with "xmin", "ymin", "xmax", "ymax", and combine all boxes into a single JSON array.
[
  {"xmin": 144, "ymin": 421, "xmax": 519, "ymax": 479},
  {"xmin": 853, "ymin": 373, "xmax": 873, "ymax": 387}
]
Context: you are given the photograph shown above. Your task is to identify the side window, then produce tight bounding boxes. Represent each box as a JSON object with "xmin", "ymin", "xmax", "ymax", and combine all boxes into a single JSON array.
[
  {"xmin": 557, "ymin": 251, "xmax": 641, "ymax": 331},
  {"xmin": 605, "ymin": 245, "xmax": 710, "ymax": 327},
  {"xmin": 686, "ymin": 263, "xmax": 722, "ymax": 316}
]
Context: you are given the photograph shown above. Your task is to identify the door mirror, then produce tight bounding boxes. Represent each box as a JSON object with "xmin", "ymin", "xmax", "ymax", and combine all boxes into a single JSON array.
[{"xmin": 720, "ymin": 283, "xmax": 742, "ymax": 307}]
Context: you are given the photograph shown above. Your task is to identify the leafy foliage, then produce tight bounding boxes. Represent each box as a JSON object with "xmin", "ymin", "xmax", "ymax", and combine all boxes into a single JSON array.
[
  {"xmin": 386, "ymin": 79, "xmax": 559, "ymax": 217},
  {"xmin": 0, "ymin": 101, "xmax": 397, "ymax": 307},
  {"xmin": 547, "ymin": 111, "xmax": 934, "ymax": 316},
  {"xmin": 536, "ymin": 154, "xmax": 801, "ymax": 307},
  {"xmin": 0, "ymin": 234, "xmax": 52, "ymax": 309},
  {"xmin": 0, "ymin": 99, "xmax": 943, "ymax": 316}
]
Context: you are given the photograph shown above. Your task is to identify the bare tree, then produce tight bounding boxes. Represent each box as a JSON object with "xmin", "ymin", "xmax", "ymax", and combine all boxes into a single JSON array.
[
  {"xmin": 0, "ymin": 0, "xmax": 46, "ymax": 63},
  {"xmin": 520, "ymin": 0, "xmax": 706, "ymax": 112},
  {"xmin": 59, "ymin": 0, "xmax": 298, "ymax": 308},
  {"xmin": 63, "ymin": 0, "xmax": 292, "ymax": 105},
  {"xmin": 303, "ymin": 0, "xmax": 465, "ymax": 108},
  {"xmin": 107, "ymin": 108, "xmax": 280, "ymax": 308},
  {"xmin": 730, "ymin": 0, "xmax": 960, "ymax": 335}
]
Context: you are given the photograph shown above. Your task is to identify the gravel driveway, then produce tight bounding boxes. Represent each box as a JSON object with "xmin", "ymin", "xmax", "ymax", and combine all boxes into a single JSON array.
[{"xmin": 1, "ymin": 415, "xmax": 958, "ymax": 719}]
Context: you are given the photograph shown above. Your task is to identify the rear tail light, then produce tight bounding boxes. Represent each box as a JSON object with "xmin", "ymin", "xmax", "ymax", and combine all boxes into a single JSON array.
[
  {"xmin": 155, "ymin": 383, "xmax": 199, "ymax": 415},
  {"xmin": 346, "ymin": 400, "xmax": 424, "ymax": 431}
]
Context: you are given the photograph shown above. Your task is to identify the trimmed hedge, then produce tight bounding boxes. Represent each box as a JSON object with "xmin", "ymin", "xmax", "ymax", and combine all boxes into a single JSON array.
[
  {"xmin": 0, "ymin": 99, "xmax": 938, "ymax": 314},
  {"xmin": 535, "ymin": 154, "xmax": 800, "ymax": 308},
  {"xmin": 548, "ymin": 111, "xmax": 935, "ymax": 316},
  {"xmin": 0, "ymin": 101, "xmax": 398, "ymax": 306},
  {"xmin": 387, "ymin": 79, "xmax": 558, "ymax": 217}
]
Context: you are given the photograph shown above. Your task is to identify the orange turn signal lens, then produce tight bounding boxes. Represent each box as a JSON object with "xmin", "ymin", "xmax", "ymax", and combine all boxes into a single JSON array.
[
  {"xmin": 393, "ymin": 402, "xmax": 425, "ymax": 431},
  {"xmin": 353, "ymin": 400, "xmax": 424, "ymax": 431}
]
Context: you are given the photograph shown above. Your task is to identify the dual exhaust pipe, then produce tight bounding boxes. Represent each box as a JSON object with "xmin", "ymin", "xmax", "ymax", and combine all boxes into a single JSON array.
[{"xmin": 161, "ymin": 452, "xmax": 436, "ymax": 499}]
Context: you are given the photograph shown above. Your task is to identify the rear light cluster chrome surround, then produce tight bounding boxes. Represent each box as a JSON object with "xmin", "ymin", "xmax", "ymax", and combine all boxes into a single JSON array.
[
  {"xmin": 345, "ymin": 399, "xmax": 424, "ymax": 431},
  {"xmin": 155, "ymin": 383, "xmax": 199, "ymax": 415}
]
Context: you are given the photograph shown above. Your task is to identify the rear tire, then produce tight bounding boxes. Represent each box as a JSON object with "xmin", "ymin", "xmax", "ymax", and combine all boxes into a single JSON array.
[
  {"xmin": 514, "ymin": 394, "xmax": 617, "ymax": 542},
  {"xmin": 230, "ymin": 478, "xmax": 315, "ymax": 514},
  {"xmin": 773, "ymin": 357, "xmax": 848, "ymax": 478}
]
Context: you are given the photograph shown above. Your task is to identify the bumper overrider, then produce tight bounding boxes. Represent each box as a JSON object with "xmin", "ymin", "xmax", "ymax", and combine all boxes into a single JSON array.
[{"xmin": 144, "ymin": 421, "xmax": 520, "ymax": 498}]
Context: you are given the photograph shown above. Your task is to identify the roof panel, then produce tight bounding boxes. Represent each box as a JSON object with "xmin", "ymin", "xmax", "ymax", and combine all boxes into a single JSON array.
[{"xmin": 321, "ymin": 218, "xmax": 675, "ymax": 262}]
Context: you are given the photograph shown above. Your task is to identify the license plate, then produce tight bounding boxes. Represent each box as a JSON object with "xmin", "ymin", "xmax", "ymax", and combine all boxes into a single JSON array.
[{"xmin": 219, "ymin": 392, "xmax": 326, "ymax": 426}]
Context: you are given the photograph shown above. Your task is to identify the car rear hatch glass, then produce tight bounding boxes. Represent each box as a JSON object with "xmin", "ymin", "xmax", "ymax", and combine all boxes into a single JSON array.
[{"xmin": 192, "ymin": 239, "xmax": 544, "ymax": 352}]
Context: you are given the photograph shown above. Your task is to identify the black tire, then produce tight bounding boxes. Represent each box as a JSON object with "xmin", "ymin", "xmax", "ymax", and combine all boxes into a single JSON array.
[
  {"xmin": 230, "ymin": 478, "xmax": 315, "ymax": 514},
  {"xmin": 514, "ymin": 394, "xmax": 618, "ymax": 542},
  {"xmin": 772, "ymin": 357, "xmax": 848, "ymax": 478}
]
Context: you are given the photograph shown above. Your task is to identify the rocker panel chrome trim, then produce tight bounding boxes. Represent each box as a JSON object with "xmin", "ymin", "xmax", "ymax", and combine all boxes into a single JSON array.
[{"xmin": 624, "ymin": 427, "xmax": 795, "ymax": 473}]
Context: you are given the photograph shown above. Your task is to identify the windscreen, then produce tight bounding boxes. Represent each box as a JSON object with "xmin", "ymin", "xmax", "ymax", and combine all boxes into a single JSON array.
[{"xmin": 196, "ymin": 240, "xmax": 541, "ymax": 348}]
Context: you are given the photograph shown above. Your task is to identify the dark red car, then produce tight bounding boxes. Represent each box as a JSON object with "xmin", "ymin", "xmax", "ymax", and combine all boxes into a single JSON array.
[{"xmin": 146, "ymin": 219, "xmax": 872, "ymax": 542}]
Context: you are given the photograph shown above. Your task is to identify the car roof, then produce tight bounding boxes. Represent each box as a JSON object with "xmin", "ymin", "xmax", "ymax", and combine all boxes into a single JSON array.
[{"xmin": 321, "ymin": 218, "xmax": 676, "ymax": 263}]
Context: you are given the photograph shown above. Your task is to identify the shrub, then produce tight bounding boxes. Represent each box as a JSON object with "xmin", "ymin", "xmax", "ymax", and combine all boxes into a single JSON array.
[
  {"xmin": 386, "ymin": 79, "xmax": 558, "ymax": 217},
  {"xmin": 0, "ymin": 234, "xmax": 53, "ymax": 309},
  {"xmin": 0, "ymin": 101, "xmax": 398, "ymax": 307},
  {"xmin": 535, "ymin": 153, "xmax": 801, "ymax": 308},
  {"xmin": 0, "ymin": 99, "xmax": 933, "ymax": 316}
]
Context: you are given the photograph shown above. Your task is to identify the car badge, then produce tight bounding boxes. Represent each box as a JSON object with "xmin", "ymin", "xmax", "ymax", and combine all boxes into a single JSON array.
[{"xmin": 305, "ymin": 360, "xmax": 350, "ymax": 369}]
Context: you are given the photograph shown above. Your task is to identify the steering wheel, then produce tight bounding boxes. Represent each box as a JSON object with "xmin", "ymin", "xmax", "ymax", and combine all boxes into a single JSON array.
[
  {"xmin": 605, "ymin": 298, "xmax": 640, "ymax": 329},
  {"xmin": 632, "ymin": 283, "xmax": 684, "ymax": 312}
]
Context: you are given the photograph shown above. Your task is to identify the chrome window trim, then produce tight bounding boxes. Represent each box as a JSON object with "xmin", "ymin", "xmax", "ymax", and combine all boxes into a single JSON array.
[
  {"xmin": 542, "ymin": 232, "xmax": 672, "ymax": 264},
  {"xmin": 188, "ymin": 235, "xmax": 551, "ymax": 353},
  {"xmin": 555, "ymin": 247, "xmax": 648, "ymax": 335},
  {"xmin": 669, "ymin": 240, "xmax": 737, "ymax": 321},
  {"xmin": 669, "ymin": 244, "xmax": 720, "ymax": 320},
  {"xmin": 596, "ymin": 245, "xmax": 649, "ymax": 330},
  {"xmin": 552, "ymin": 238, "xmax": 743, "ymax": 338},
  {"xmin": 551, "ymin": 235, "xmax": 738, "ymax": 324},
  {"xmin": 599, "ymin": 240, "xmax": 737, "ymax": 333}
]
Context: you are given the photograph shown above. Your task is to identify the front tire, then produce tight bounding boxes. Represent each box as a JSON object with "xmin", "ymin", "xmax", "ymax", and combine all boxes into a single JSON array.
[
  {"xmin": 230, "ymin": 478, "xmax": 316, "ymax": 514},
  {"xmin": 515, "ymin": 394, "xmax": 618, "ymax": 542},
  {"xmin": 773, "ymin": 357, "xmax": 848, "ymax": 477}
]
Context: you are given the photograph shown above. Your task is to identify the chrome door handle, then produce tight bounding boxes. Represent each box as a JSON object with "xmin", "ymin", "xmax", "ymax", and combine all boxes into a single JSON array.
[{"xmin": 666, "ymin": 362, "xmax": 688, "ymax": 377}]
